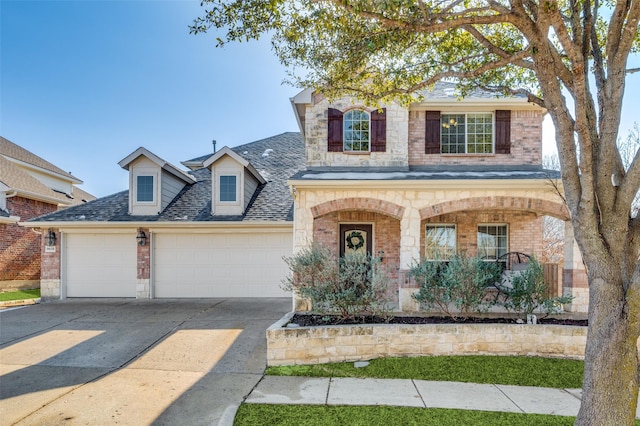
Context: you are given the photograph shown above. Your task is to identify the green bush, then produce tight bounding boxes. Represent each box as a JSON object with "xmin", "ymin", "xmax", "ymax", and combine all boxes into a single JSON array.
[
  {"xmin": 282, "ymin": 243, "xmax": 392, "ymax": 321},
  {"xmin": 410, "ymin": 254, "xmax": 502, "ymax": 320},
  {"xmin": 496, "ymin": 257, "xmax": 573, "ymax": 318}
]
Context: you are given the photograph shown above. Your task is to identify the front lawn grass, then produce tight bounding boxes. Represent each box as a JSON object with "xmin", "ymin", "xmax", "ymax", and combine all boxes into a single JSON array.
[
  {"xmin": 234, "ymin": 405, "xmax": 579, "ymax": 426},
  {"xmin": 266, "ymin": 355, "xmax": 584, "ymax": 388},
  {"xmin": 0, "ymin": 289, "xmax": 40, "ymax": 302}
]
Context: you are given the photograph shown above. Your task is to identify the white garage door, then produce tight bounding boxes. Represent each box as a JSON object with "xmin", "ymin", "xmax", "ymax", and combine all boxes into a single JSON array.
[
  {"xmin": 154, "ymin": 232, "xmax": 292, "ymax": 298},
  {"xmin": 65, "ymin": 233, "xmax": 137, "ymax": 297}
]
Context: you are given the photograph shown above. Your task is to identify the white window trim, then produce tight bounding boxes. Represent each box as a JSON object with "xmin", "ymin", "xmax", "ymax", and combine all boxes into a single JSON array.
[
  {"xmin": 477, "ymin": 223, "xmax": 509, "ymax": 261},
  {"xmin": 343, "ymin": 108, "xmax": 371, "ymax": 153},
  {"xmin": 218, "ymin": 172, "xmax": 240, "ymax": 205},
  {"xmin": 133, "ymin": 172, "xmax": 158, "ymax": 205},
  {"xmin": 424, "ymin": 223, "xmax": 457, "ymax": 261},
  {"xmin": 441, "ymin": 112, "xmax": 495, "ymax": 155}
]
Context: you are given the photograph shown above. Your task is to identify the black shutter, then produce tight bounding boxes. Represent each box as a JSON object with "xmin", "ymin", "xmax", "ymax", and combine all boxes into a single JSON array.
[
  {"xmin": 495, "ymin": 110, "xmax": 511, "ymax": 154},
  {"xmin": 425, "ymin": 111, "xmax": 441, "ymax": 154},
  {"xmin": 370, "ymin": 108, "xmax": 386, "ymax": 152},
  {"xmin": 327, "ymin": 108, "xmax": 343, "ymax": 152}
]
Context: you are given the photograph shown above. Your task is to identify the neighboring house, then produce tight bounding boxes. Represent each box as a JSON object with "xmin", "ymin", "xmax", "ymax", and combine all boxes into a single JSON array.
[
  {"xmin": 0, "ymin": 136, "xmax": 95, "ymax": 290},
  {"xmin": 25, "ymin": 82, "xmax": 587, "ymax": 312}
]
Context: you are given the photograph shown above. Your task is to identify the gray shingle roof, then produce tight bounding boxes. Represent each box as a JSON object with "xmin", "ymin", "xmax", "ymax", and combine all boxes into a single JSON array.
[
  {"xmin": 30, "ymin": 132, "xmax": 305, "ymax": 223},
  {"xmin": 420, "ymin": 81, "xmax": 526, "ymax": 100},
  {"xmin": 291, "ymin": 165, "xmax": 561, "ymax": 181}
]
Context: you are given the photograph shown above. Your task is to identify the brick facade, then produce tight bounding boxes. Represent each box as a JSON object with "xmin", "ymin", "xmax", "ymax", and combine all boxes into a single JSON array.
[
  {"xmin": 314, "ymin": 210, "xmax": 401, "ymax": 303},
  {"xmin": 408, "ymin": 110, "xmax": 544, "ymax": 166},
  {"xmin": 136, "ymin": 228, "xmax": 151, "ymax": 298},
  {"xmin": 0, "ymin": 196, "xmax": 57, "ymax": 289},
  {"xmin": 422, "ymin": 210, "xmax": 543, "ymax": 259}
]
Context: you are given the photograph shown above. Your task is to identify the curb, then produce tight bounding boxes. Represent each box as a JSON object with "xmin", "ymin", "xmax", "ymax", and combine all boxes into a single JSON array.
[{"xmin": 0, "ymin": 298, "xmax": 40, "ymax": 308}]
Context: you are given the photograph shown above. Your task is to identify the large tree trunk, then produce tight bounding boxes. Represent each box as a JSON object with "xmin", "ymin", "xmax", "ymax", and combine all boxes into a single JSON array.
[{"xmin": 576, "ymin": 272, "xmax": 640, "ymax": 425}]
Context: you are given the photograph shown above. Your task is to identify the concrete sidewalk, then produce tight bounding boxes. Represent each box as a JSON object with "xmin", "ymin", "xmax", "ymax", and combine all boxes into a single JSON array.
[{"xmin": 246, "ymin": 376, "xmax": 640, "ymax": 419}]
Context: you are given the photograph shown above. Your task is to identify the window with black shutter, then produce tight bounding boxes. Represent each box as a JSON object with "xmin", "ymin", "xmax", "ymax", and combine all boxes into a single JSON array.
[
  {"xmin": 327, "ymin": 108, "xmax": 344, "ymax": 152},
  {"xmin": 327, "ymin": 107, "xmax": 387, "ymax": 152},
  {"xmin": 371, "ymin": 108, "xmax": 386, "ymax": 152},
  {"xmin": 495, "ymin": 110, "xmax": 511, "ymax": 154}
]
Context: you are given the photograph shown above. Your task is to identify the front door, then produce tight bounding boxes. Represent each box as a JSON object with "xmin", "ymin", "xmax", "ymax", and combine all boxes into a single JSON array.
[{"xmin": 339, "ymin": 224, "xmax": 373, "ymax": 257}]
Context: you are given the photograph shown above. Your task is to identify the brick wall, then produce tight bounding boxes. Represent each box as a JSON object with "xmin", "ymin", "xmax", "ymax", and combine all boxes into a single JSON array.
[
  {"xmin": 314, "ymin": 210, "xmax": 401, "ymax": 302},
  {"xmin": 408, "ymin": 110, "xmax": 544, "ymax": 166},
  {"xmin": 41, "ymin": 228, "xmax": 60, "ymax": 280},
  {"xmin": 137, "ymin": 229, "xmax": 150, "ymax": 280},
  {"xmin": 423, "ymin": 210, "xmax": 543, "ymax": 259},
  {"xmin": 0, "ymin": 197, "xmax": 57, "ymax": 288}
]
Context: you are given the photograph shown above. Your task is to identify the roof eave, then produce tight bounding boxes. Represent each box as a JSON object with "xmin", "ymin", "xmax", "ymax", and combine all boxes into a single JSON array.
[
  {"xmin": 0, "ymin": 215, "xmax": 20, "ymax": 224},
  {"xmin": 412, "ymin": 97, "xmax": 545, "ymax": 111},
  {"xmin": 11, "ymin": 189, "xmax": 73, "ymax": 206},
  {"xmin": 288, "ymin": 177, "xmax": 561, "ymax": 191},
  {"xmin": 5, "ymin": 157, "xmax": 83, "ymax": 184},
  {"xmin": 20, "ymin": 220, "xmax": 294, "ymax": 230}
]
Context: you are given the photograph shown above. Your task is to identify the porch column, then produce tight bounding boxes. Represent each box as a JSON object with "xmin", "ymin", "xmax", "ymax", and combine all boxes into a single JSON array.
[
  {"xmin": 563, "ymin": 221, "xmax": 589, "ymax": 312},
  {"xmin": 398, "ymin": 208, "xmax": 421, "ymax": 311},
  {"xmin": 41, "ymin": 227, "xmax": 62, "ymax": 300}
]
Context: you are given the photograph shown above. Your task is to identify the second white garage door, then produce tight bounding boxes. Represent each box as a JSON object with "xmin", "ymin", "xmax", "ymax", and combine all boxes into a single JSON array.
[{"xmin": 153, "ymin": 231, "xmax": 292, "ymax": 298}]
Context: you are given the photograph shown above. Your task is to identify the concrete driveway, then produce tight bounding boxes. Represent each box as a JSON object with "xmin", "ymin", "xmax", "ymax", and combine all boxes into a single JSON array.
[{"xmin": 0, "ymin": 298, "xmax": 291, "ymax": 425}]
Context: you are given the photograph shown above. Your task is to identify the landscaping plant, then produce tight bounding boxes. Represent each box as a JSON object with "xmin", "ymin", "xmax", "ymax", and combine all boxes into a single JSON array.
[
  {"xmin": 282, "ymin": 243, "xmax": 392, "ymax": 321},
  {"xmin": 497, "ymin": 258, "xmax": 573, "ymax": 319},
  {"xmin": 410, "ymin": 254, "xmax": 502, "ymax": 320}
]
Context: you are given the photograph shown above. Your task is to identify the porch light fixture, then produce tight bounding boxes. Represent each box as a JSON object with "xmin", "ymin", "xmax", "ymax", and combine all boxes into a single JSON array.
[
  {"xmin": 44, "ymin": 229, "xmax": 56, "ymax": 247},
  {"xmin": 136, "ymin": 229, "xmax": 147, "ymax": 246},
  {"xmin": 377, "ymin": 250, "xmax": 385, "ymax": 262}
]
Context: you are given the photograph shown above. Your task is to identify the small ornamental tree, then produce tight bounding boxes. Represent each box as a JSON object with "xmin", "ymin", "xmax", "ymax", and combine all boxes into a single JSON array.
[
  {"xmin": 410, "ymin": 254, "xmax": 502, "ymax": 320},
  {"xmin": 497, "ymin": 257, "xmax": 573, "ymax": 318},
  {"xmin": 282, "ymin": 243, "xmax": 392, "ymax": 321}
]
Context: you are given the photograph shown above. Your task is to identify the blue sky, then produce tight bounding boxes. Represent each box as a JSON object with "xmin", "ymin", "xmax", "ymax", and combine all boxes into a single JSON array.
[
  {"xmin": 1, "ymin": 0, "xmax": 299, "ymax": 197},
  {"xmin": 1, "ymin": 1, "xmax": 638, "ymax": 198}
]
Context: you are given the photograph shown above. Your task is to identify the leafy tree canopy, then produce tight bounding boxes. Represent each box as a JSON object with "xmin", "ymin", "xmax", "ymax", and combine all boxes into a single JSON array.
[{"xmin": 192, "ymin": 1, "xmax": 640, "ymax": 424}]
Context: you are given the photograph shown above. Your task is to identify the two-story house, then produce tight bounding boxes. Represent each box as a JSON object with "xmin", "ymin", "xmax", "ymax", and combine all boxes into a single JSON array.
[
  {"xmin": 25, "ymin": 83, "xmax": 587, "ymax": 312},
  {"xmin": 1, "ymin": 137, "xmax": 95, "ymax": 290},
  {"xmin": 288, "ymin": 82, "xmax": 585, "ymax": 312}
]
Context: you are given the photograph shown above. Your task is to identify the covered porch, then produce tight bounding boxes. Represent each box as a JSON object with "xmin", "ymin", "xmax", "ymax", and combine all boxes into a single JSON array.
[{"xmin": 290, "ymin": 169, "xmax": 587, "ymax": 313}]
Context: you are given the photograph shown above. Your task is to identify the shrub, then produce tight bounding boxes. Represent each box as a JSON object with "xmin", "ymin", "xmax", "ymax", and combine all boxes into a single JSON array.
[
  {"xmin": 282, "ymin": 243, "xmax": 392, "ymax": 321},
  {"xmin": 410, "ymin": 254, "xmax": 502, "ymax": 320},
  {"xmin": 496, "ymin": 257, "xmax": 573, "ymax": 318}
]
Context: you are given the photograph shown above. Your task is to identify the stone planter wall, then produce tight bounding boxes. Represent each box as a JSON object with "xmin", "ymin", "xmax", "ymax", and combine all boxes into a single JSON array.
[{"xmin": 266, "ymin": 312, "xmax": 590, "ymax": 366}]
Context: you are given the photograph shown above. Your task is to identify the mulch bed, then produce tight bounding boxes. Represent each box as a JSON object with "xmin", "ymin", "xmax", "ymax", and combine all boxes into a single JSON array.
[{"xmin": 289, "ymin": 313, "xmax": 588, "ymax": 327}]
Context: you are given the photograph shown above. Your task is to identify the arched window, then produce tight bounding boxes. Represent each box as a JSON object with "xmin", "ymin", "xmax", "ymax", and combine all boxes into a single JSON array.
[{"xmin": 343, "ymin": 109, "xmax": 370, "ymax": 152}]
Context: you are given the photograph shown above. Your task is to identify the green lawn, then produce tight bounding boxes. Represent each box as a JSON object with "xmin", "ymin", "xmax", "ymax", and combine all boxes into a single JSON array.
[
  {"xmin": 0, "ymin": 289, "xmax": 40, "ymax": 302},
  {"xmin": 242, "ymin": 356, "xmax": 640, "ymax": 425},
  {"xmin": 266, "ymin": 355, "xmax": 584, "ymax": 388},
  {"xmin": 234, "ymin": 405, "xmax": 578, "ymax": 426}
]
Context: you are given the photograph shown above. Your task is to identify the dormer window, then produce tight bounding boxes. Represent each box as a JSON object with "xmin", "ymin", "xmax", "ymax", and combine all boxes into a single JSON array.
[
  {"xmin": 343, "ymin": 109, "xmax": 370, "ymax": 152},
  {"xmin": 219, "ymin": 175, "xmax": 237, "ymax": 202},
  {"xmin": 136, "ymin": 175, "xmax": 154, "ymax": 202}
]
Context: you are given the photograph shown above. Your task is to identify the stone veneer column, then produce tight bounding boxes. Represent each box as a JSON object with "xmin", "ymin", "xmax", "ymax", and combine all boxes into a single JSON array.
[
  {"xmin": 136, "ymin": 228, "xmax": 151, "ymax": 298},
  {"xmin": 399, "ymin": 207, "xmax": 421, "ymax": 311},
  {"xmin": 41, "ymin": 228, "xmax": 62, "ymax": 300},
  {"xmin": 563, "ymin": 221, "xmax": 589, "ymax": 312}
]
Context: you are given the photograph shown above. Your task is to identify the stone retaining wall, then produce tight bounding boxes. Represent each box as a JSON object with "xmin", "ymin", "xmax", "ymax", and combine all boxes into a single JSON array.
[{"xmin": 266, "ymin": 312, "xmax": 590, "ymax": 366}]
